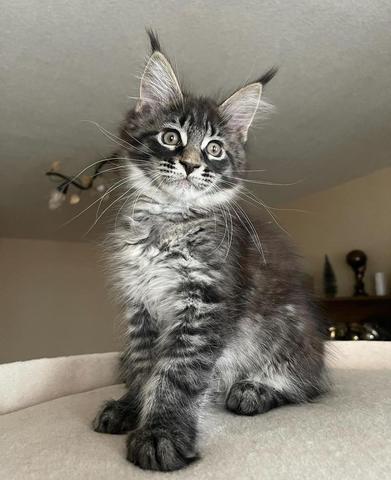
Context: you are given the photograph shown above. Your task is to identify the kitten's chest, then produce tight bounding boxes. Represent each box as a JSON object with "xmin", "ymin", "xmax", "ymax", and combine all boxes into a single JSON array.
[{"xmin": 118, "ymin": 221, "xmax": 195, "ymax": 319}]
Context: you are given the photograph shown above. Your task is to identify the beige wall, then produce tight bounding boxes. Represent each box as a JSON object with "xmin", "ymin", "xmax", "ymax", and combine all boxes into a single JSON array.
[
  {"xmin": 0, "ymin": 238, "xmax": 120, "ymax": 363},
  {"xmin": 279, "ymin": 166, "xmax": 391, "ymax": 296}
]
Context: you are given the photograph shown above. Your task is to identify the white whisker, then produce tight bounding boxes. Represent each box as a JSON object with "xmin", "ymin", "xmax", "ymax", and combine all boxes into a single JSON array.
[
  {"xmin": 60, "ymin": 177, "xmax": 129, "ymax": 228},
  {"xmin": 84, "ymin": 185, "xmax": 135, "ymax": 237},
  {"xmin": 230, "ymin": 200, "xmax": 266, "ymax": 264},
  {"xmin": 81, "ymin": 120, "xmax": 151, "ymax": 155},
  {"xmin": 227, "ymin": 175, "xmax": 303, "ymax": 187}
]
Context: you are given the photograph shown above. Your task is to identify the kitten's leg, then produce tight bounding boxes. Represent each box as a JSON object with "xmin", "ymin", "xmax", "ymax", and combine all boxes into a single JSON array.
[
  {"xmin": 224, "ymin": 303, "xmax": 327, "ymax": 417},
  {"xmin": 226, "ymin": 379, "xmax": 288, "ymax": 416},
  {"xmin": 225, "ymin": 350, "xmax": 326, "ymax": 416},
  {"xmin": 93, "ymin": 308, "xmax": 157, "ymax": 434},
  {"xmin": 226, "ymin": 359, "xmax": 327, "ymax": 416},
  {"xmin": 126, "ymin": 299, "xmax": 224, "ymax": 471},
  {"xmin": 225, "ymin": 343, "xmax": 326, "ymax": 416}
]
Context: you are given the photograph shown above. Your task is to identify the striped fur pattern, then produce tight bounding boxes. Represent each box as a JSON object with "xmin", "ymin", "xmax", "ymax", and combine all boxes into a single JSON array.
[{"xmin": 93, "ymin": 32, "xmax": 328, "ymax": 471}]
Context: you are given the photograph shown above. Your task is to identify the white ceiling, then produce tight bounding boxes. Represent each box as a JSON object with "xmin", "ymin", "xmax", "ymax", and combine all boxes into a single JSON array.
[{"xmin": 1, "ymin": 0, "xmax": 391, "ymax": 241}]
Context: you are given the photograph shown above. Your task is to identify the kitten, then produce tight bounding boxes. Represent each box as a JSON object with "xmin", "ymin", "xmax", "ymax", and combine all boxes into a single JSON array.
[{"xmin": 93, "ymin": 31, "xmax": 328, "ymax": 471}]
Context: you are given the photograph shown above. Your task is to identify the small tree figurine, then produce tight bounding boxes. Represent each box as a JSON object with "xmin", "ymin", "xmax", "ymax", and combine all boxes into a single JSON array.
[{"xmin": 323, "ymin": 255, "xmax": 337, "ymax": 298}]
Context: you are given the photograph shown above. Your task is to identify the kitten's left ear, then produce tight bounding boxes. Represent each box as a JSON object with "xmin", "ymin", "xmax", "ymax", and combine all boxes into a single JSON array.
[
  {"xmin": 219, "ymin": 67, "xmax": 277, "ymax": 142},
  {"xmin": 137, "ymin": 31, "xmax": 183, "ymax": 111}
]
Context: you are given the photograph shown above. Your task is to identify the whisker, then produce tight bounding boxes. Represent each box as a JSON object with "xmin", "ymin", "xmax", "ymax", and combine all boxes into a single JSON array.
[
  {"xmin": 226, "ymin": 176, "xmax": 304, "ymax": 187},
  {"xmin": 57, "ymin": 158, "xmax": 112, "ymax": 190},
  {"xmin": 235, "ymin": 169, "xmax": 267, "ymax": 173},
  {"xmin": 122, "ymin": 128, "xmax": 153, "ymax": 153},
  {"xmin": 81, "ymin": 120, "xmax": 151, "ymax": 155},
  {"xmin": 208, "ymin": 185, "xmax": 230, "ymax": 255},
  {"xmin": 94, "ymin": 169, "xmax": 149, "ymax": 220},
  {"xmin": 95, "ymin": 178, "xmax": 128, "ymax": 221},
  {"xmin": 84, "ymin": 185, "xmax": 135, "ymax": 237},
  {"xmin": 130, "ymin": 174, "xmax": 162, "ymax": 219},
  {"xmin": 114, "ymin": 174, "xmax": 159, "ymax": 231},
  {"xmin": 259, "ymin": 205, "xmax": 310, "ymax": 214},
  {"xmin": 115, "ymin": 195, "xmax": 132, "ymax": 231},
  {"xmin": 230, "ymin": 199, "xmax": 266, "ymax": 264},
  {"xmin": 208, "ymin": 183, "xmax": 235, "ymax": 260},
  {"xmin": 216, "ymin": 206, "xmax": 229, "ymax": 253},
  {"xmin": 253, "ymin": 199, "xmax": 292, "ymax": 238},
  {"xmin": 221, "ymin": 179, "xmax": 292, "ymax": 239},
  {"xmin": 224, "ymin": 179, "xmax": 310, "ymax": 214},
  {"xmin": 222, "ymin": 204, "xmax": 234, "ymax": 261},
  {"xmin": 96, "ymin": 165, "xmax": 130, "ymax": 175},
  {"xmin": 60, "ymin": 178, "xmax": 129, "ymax": 228}
]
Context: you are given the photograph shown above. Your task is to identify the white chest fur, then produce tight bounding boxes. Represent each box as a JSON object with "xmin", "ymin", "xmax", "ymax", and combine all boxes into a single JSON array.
[
  {"xmin": 112, "ymin": 216, "xmax": 219, "ymax": 323},
  {"xmin": 118, "ymin": 240, "xmax": 180, "ymax": 321}
]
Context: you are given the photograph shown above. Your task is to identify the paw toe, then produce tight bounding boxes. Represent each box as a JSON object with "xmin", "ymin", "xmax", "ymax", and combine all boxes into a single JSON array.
[
  {"xmin": 226, "ymin": 382, "xmax": 260, "ymax": 415},
  {"xmin": 93, "ymin": 400, "xmax": 137, "ymax": 434},
  {"xmin": 226, "ymin": 380, "xmax": 284, "ymax": 416}
]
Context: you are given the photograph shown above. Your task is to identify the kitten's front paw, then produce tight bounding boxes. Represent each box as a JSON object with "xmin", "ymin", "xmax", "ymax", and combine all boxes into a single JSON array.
[
  {"xmin": 127, "ymin": 426, "xmax": 198, "ymax": 471},
  {"xmin": 93, "ymin": 399, "xmax": 138, "ymax": 434}
]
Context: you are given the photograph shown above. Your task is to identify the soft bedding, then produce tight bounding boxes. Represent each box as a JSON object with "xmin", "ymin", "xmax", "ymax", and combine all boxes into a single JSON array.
[{"xmin": 0, "ymin": 342, "xmax": 390, "ymax": 480}]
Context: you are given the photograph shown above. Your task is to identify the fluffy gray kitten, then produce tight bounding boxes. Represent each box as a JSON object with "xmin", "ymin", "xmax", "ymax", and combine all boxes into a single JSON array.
[{"xmin": 93, "ymin": 32, "xmax": 328, "ymax": 471}]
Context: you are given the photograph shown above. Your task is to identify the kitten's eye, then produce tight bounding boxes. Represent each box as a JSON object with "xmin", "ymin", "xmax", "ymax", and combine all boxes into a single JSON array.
[
  {"xmin": 206, "ymin": 141, "xmax": 223, "ymax": 158},
  {"xmin": 162, "ymin": 130, "xmax": 181, "ymax": 146}
]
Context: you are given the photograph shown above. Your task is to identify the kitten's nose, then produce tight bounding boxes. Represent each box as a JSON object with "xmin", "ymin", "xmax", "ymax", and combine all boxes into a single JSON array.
[
  {"xmin": 180, "ymin": 148, "xmax": 201, "ymax": 176},
  {"xmin": 179, "ymin": 159, "xmax": 197, "ymax": 176}
]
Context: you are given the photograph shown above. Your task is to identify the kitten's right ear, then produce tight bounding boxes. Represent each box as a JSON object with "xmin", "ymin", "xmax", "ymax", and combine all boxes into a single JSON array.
[{"xmin": 137, "ymin": 31, "xmax": 183, "ymax": 111}]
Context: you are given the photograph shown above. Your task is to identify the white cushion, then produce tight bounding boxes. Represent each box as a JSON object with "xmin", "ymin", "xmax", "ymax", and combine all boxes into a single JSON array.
[{"xmin": 1, "ymin": 342, "xmax": 390, "ymax": 479}]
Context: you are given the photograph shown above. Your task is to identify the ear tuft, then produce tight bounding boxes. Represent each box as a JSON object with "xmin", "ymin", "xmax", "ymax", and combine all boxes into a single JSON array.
[
  {"xmin": 258, "ymin": 66, "xmax": 278, "ymax": 87},
  {"xmin": 146, "ymin": 28, "xmax": 162, "ymax": 54}
]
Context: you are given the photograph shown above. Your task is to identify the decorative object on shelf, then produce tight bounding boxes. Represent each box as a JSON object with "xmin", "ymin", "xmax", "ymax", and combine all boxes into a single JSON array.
[
  {"xmin": 323, "ymin": 255, "xmax": 337, "ymax": 298},
  {"xmin": 328, "ymin": 322, "xmax": 348, "ymax": 340},
  {"xmin": 348, "ymin": 322, "xmax": 364, "ymax": 341},
  {"xmin": 321, "ymin": 295, "xmax": 391, "ymax": 327},
  {"xmin": 45, "ymin": 158, "xmax": 111, "ymax": 210},
  {"xmin": 328, "ymin": 321, "xmax": 384, "ymax": 341},
  {"xmin": 361, "ymin": 322, "xmax": 380, "ymax": 341},
  {"xmin": 322, "ymin": 295, "xmax": 391, "ymax": 341},
  {"xmin": 346, "ymin": 249, "xmax": 368, "ymax": 296},
  {"xmin": 374, "ymin": 272, "xmax": 388, "ymax": 296}
]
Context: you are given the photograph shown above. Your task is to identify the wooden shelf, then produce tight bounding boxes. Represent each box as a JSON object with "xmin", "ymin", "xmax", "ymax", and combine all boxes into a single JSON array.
[
  {"xmin": 321, "ymin": 296, "xmax": 391, "ymax": 302},
  {"xmin": 318, "ymin": 296, "xmax": 391, "ymax": 324}
]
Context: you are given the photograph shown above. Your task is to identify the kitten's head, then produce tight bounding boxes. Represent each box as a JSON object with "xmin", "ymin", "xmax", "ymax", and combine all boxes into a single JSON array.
[{"xmin": 120, "ymin": 31, "xmax": 276, "ymax": 210}]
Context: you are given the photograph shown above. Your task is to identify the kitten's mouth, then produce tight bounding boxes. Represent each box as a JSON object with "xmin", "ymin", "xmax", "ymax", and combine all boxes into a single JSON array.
[
  {"xmin": 159, "ymin": 176, "xmax": 203, "ymax": 196},
  {"xmin": 178, "ymin": 178, "xmax": 192, "ymax": 190}
]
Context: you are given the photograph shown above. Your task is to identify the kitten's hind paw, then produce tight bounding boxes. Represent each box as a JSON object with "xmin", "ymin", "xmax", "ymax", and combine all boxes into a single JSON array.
[
  {"xmin": 226, "ymin": 380, "xmax": 285, "ymax": 416},
  {"xmin": 93, "ymin": 399, "xmax": 138, "ymax": 434}
]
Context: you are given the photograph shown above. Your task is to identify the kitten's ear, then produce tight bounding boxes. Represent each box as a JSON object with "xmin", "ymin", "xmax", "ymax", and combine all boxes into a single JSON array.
[
  {"xmin": 219, "ymin": 83, "xmax": 262, "ymax": 142},
  {"xmin": 137, "ymin": 32, "xmax": 182, "ymax": 110},
  {"xmin": 219, "ymin": 67, "xmax": 277, "ymax": 142}
]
